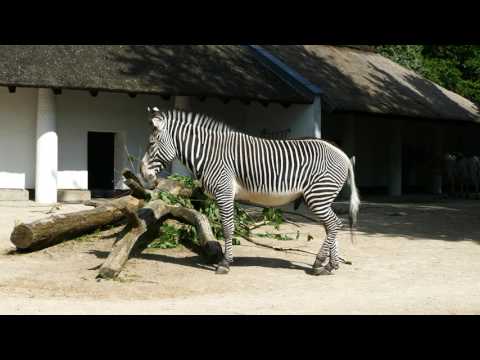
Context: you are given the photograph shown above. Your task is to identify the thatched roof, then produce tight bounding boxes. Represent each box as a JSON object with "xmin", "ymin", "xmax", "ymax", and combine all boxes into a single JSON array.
[
  {"xmin": 0, "ymin": 45, "xmax": 311, "ymax": 104},
  {"xmin": 262, "ymin": 45, "xmax": 480, "ymax": 122}
]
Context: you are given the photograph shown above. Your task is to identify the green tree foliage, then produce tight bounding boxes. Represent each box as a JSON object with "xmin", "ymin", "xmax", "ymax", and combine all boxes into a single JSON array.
[
  {"xmin": 375, "ymin": 45, "xmax": 480, "ymax": 105},
  {"xmin": 376, "ymin": 45, "xmax": 425, "ymax": 73}
]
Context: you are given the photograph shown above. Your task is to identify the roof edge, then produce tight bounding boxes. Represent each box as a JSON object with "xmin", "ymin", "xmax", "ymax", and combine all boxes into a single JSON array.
[
  {"xmin": 246, "ymin": 45, "xmax": 321, "ymax": 98},
  {"xmin": 0, "ymin": 82, "xmax": 312, "ymax": 105}
]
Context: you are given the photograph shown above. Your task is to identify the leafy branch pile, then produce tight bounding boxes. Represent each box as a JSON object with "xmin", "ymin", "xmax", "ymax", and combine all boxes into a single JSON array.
[{"xmin": 147, "ymin": 174, "xmax": 297, "ymax": 249}]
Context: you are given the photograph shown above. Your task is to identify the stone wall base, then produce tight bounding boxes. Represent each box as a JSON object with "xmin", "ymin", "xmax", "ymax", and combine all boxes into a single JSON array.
[
  {"xmin": 57, "ymin": 190, "xmax": 91, "ymax": 203},
  {"xmin": 0, "ymin": 189, "xmax": 29, "ymax": 201}
]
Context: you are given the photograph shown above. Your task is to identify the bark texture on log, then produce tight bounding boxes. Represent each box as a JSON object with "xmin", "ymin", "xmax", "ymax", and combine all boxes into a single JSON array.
[
  {"xmin": 10, "ymin": 196, "xmax": 143, "ymax": 251},
  {"xmin": 97, "ymin": 203, "xmax": 223, "ymax": 279},
  {"xmin": 168, "ymin": 206, "xmax": 221, "ymax": 254},
  {"xmin": 98, "ymin": 200, "xmax": 171, "ymax": 279},
  {"xmin": 169, "ymin": 206, "xmax": 223, "ymax": 263},
  {"xmin": 10, "ymin": 171, "xmax": 196, "ymax": 253},
  {"xmin": 154, "ymin": 178, "xmax": 194, "ymax": 198},
  {"xmin": 10, "ymin": 169, "xmax": 223, "ymax": 279},
  {"xmin": 123, "ymin": 169, "xmax": 193, "ymax": 198}
]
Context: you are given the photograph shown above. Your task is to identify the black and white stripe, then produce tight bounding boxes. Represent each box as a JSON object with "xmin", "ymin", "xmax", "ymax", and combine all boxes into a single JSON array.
[{"xmin": 141, "ymin": 109, "xmax": 360, "ymax": 275}]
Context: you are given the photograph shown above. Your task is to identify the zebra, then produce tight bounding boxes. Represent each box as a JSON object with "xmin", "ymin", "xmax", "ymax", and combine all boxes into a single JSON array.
[
  {"xmin": 458, "ymin": 155, "xmax": 480, "ymax": 196},
  {"xmin": 444, "ymin": 153, "xmax": 458, "ymax": 196},
  {"xmin": 140, "ymin": 108, "xmax": 360, "ymax": 275},
  {"xmin": 468, "ymin": 156, "xmax": 480, "ymax": 194},
  {"xmin": 444, "ymin": 153, "xmax": 480, "ymax": 197}
]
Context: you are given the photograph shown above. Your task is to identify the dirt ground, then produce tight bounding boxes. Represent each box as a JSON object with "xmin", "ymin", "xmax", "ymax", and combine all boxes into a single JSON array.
[{"xmin": 0, "ymin": 197, "xmax": 479, "ymax": 315}]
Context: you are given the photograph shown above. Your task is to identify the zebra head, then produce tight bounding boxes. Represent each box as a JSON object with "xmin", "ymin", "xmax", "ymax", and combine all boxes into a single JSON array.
[{"xmin": 140, "ymin": 107, "xmax": 177, "ymax": 185}]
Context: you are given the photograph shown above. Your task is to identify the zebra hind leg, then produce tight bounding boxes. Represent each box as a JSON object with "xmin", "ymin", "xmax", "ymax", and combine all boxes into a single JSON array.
[
  {"xmin": 304, "ymin": 187, "xmax": 341, "ymax": 275},
  {"xmin": 311, "ymin": 208, "xmax": 341, "ymax": 275}
]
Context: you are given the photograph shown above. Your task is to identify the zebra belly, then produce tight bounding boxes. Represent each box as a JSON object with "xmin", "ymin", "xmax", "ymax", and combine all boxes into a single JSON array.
[{"xmin": 233, "ymin": 180, "xmax": 302, "ymax": 207}]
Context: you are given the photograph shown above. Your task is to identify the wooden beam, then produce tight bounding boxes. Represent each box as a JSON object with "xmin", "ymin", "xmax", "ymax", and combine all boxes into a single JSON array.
[{"xmin": 8, "ymin": 86, "xmax": 16, "ymax": 93}]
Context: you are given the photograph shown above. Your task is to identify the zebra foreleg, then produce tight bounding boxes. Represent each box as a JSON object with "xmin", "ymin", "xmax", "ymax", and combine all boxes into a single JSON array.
[{"xmin": 214, "ymin": 189, "xmax": 236, "ymax": 275}]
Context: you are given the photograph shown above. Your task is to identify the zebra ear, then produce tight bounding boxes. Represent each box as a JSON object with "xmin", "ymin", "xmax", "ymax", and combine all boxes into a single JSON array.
[
  {"xmin": 151, "ymin": 117, "xmax": 166, "ymax": 131},
  {"xmin": 147, "ymin": 106, "xmax": 161, "ymax": 115}
]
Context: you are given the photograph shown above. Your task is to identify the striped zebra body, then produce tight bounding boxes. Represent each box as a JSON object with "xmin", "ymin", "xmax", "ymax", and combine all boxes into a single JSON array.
[{"xmin": 141, "ymin": 109, "xmax": 360, "ymax": 275}]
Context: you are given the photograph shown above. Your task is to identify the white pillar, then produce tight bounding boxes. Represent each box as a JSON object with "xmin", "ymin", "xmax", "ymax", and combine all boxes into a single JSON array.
[
  {"xmin": 35, "ymin": 88, "xmax": 58, "ymax": 204},
  {"xmin": 171, "ymin": 96, "xmax": 193, "ymax": 177},
  {"xmin": 388, "ymin": 121, "xmax": 402, "ymax": 197}
]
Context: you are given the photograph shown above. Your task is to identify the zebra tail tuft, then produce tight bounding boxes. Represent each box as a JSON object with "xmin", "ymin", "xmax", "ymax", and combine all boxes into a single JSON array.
[{"xmin": 347, "ymin": 157, "xmax": 360, "ymax": 244}]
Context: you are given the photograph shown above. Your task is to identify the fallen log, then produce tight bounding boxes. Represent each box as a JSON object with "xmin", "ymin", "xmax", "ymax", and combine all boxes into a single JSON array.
[
  {"xmin": 123, "ymin": 169, "xmax": 194, "ymax": 198},
  {"xmin": 10, "ymin": 196, "xmax": 144, "ymax": 251},
  {"xmin": 155, "ymin": 178, "xmax": 194, "ymax": 198},
  {"xmin": 168, "ymin": 206, "xmax": 223, "ymax": 263},
  {"xmin": 97, "ymin": 201, "xmax": 223, "ymax": 279},
  {"xmin": 98, "ymin": 199, "xmax": 171, "ymax": 279},
  {"xmin": 96, "ymin": 172, "xmax": 222, "ymax": 279},
  {"xmin": 9, "ymin": 169, "xmax": 199, "ymax": 253}
]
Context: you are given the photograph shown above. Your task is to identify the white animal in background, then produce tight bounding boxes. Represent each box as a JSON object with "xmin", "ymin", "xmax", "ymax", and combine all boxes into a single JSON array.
[
  {"xmin": 444, "ymin": 153, "xmax": 458, "ymax": 195},
  {"xmin": 467, "ymin": 156, "xmax": 480, "ymax": 194}
]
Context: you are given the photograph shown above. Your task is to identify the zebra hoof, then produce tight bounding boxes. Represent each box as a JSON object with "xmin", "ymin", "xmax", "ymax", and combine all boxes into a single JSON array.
[
  {"xmin": 215, "ymin": 259, "xmax": 231, "ymax": 275},
  {"xmin": 215, "ymin": 265, "xmax": 230, "ymax": 275},
  {"xmin": 311, "ymin": 266, "xmax": 332, "ymax": 276}
]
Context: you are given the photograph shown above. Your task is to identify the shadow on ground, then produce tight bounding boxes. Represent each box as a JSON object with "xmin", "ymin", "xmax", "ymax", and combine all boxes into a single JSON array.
[
  {"xmin": 286, "ymin": 198, "xmax": 480, "ymax": 245},
  {"xmin": 88, "ymin": 250, "xmax": 312, "ymax": 273}
]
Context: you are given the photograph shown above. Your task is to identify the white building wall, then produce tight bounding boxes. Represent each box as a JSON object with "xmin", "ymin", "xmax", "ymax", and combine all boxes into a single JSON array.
[
  {"xmin": 0, "ymin": 88, "xmax": 37, "ymax": 189},
  {"xmin": 56, "ymin": 90, "xmax": 172, "ymax": 190},
  {"xmin": 190, "ymin": 97, "xmax": 319, "ymax": 138},
  {"xmin": 245, "ymin": 101, "xmax": 320, "ymax": 138},
  {"xmin": 1, "ymin": 89, "xmax": 318, "ymax": 192}
]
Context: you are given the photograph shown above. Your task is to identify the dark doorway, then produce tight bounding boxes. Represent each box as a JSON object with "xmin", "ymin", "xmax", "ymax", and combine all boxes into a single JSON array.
[{"xmin": 88, "ymin": 132, "xmax": 115, "ymax": 196}]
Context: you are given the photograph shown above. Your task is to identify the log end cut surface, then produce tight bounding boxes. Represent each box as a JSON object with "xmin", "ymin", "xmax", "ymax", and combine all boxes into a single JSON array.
[{"xmin": 10, "ymin": 224, "xmax": 33, "ymax": 249}]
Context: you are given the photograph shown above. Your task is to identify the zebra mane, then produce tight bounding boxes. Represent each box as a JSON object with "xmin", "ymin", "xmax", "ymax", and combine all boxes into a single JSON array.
[{"xmin": 159, "ymin": 109, "xmax": 234, "ymax": 134}]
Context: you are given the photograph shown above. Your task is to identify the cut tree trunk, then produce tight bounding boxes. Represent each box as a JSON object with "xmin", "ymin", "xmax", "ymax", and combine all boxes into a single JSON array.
[
  {"xmin": 96, "ymin": 172, "xmax": 223, "ymax": 279},
  {"xmin": 97, "ymin": 202, "xmax": 223, "ymax": 279},
  {"xmin": 9, "ymin": 171, "xmax": 194, "ymax": 252},
  {"xmin": 10, "ymin": 196, "xmax": 144, "ymax": 251},
  {"xmin": 123, "ymin": 169, "xmax": 194, "ymax": 198},
  {"xmin": 154, "ymin": 178, "xmax": 194, "ymax": 198},
  {"xmin": 10, "ymin": 169, "xmax": 223, "ymax": 279},
  {"xmin": 168, "ymin": 206, "xmax": 223, "ymax": 260},
  {"xmin": 97, "ymin": 199, "xmax": 171, "ymax": 279}
]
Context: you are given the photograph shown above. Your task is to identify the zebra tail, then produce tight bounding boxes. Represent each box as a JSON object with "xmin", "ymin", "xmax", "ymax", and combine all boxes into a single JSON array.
[{"xmin": 347, "ymin": 157, "xmax": 360, "ymax": 243}]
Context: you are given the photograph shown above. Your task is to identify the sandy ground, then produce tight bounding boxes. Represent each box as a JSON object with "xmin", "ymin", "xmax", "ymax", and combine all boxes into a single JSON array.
[{"xmin": 0, "ymin": 198, "xmax": 479, "ymax": 315}]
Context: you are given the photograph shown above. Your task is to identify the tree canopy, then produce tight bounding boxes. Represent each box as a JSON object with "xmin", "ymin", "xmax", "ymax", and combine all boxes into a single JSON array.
[{"xmin": 375, "ymin": 45, "xmax": 480, "ymax": 105}]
